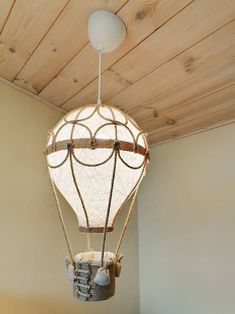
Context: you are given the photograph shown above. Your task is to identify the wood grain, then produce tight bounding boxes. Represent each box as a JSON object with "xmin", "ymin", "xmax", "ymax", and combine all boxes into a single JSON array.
[
  {"xmin": 128, "ymin": 21, "xmax": 235, "ymax": 121},
  {"xmin": 39, "ymin": 0, "xmax": 192, "ymax": 106},
  {"xmin": 131, "ymin": 59, "xmax": 235, "ymax": 126},
  {"xmin": 0, "ymin": 0, "xmax": 15, "ymax": 33},
  {"xmin": 13, "ymin": 0, "xmax": 127, "ymax": 94},
  {"xmin": 148, "ymin": 85, "xmax": 235, "ymax": 145},
  {"xmin": 62, "ymin": 0, "xmax": 235, "ymax": 111},
  {"xmin": 111, "ymin": 0, "xmax": 235, "ymax": 83},
  {"xmin": 140, "ymin": 84, "xmax": 235, "ymax": 133},
  {"xmin": 0, "ymin": 0, "xmax": 234, "ymax": 146},
  {"xmin": 63, "ymin": 19, "xmax": 235, "ymax": 112},
  {"xmin": 0, "ymin": 0, "xmax": 68, "ymax": 81}
]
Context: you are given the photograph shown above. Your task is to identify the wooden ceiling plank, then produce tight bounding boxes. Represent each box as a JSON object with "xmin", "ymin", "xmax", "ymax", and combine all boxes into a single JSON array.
[
  {"xmin": 62, "ymin": 0, "xmax": 235, "ymax": 111},
  {"xmin": 0, "ymin": 0, "xmax": 69, "ymax": 81},
  {"xmin": 129, "ymin": 21, "xmax": 235, "ymax": 121},
  {"xmin": 0, "ymin": 0, "xmax": 15, "ymax": 33},
  {"xmin": 63, "ymin": 0, "xmax": 235, "ymax": 110},
  {"xmin": 129, "ymin": 61, "xmax": 235, "ymax": 124},
  {"xmin": 111, "ymin": 0, "xmax": 235, "ymax": 83},
  {"xmin": 13, "ymin": 0, "xmax": 127, "ymax": 94},
  {"xmin": 148, "ymin": 104, "xmax": 235, "ymax": 145},
  {"xmin": 39, "ymin": 0, "xmax": 193, "ymax": 106},
  {"xmin": 140, "ymin": 84, "xmax": 235, "ymax": 133},
  {"xmin": 63, "ymin": 19, "xmax": 235, "ymax": 112}
]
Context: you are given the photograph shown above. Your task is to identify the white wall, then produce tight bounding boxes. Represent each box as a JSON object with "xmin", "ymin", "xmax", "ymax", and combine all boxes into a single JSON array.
[
  {"xmin": 0, "ymin": 82, "xmax": 139, "ymax": 314},
  {"xmin": 138, "ymin": 124, "xmax": 235, "ymax": 314},
  {"xmin": 2, "ymin": 80, "xmax": 234, "ymax": 314}
]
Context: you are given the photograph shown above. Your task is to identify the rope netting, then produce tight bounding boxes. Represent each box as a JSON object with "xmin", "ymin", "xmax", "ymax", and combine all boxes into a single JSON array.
[{"xmin": 45, "ymin": 103, "xmax": 149, "ymax": 267}]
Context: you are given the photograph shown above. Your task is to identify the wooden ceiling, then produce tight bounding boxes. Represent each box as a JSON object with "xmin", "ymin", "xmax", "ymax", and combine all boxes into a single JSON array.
[{"xmin": 0, "ymin": 0, "xmax": 234, "ymax": 145}]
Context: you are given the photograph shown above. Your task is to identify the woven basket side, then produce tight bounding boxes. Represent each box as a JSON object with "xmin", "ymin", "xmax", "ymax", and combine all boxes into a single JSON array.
[{"xmin": 73, "ymin": 261, "xmax": 115, "ymax": 302}]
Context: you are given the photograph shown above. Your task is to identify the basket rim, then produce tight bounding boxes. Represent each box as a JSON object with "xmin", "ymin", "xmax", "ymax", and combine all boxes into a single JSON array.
[{"xmin": 74, "ymin": 251, "xmax": 116, "ymax": 266}]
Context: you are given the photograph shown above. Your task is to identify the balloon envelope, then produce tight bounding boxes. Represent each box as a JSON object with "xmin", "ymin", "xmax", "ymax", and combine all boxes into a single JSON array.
[{"xmin": 46, "ymin": 105, "xmax": 148, "ymax": 233}]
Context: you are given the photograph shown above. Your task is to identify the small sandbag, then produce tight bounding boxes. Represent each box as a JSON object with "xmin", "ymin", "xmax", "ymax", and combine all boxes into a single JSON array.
[
  {"xmin": 93, "ymin": 267, "xmax": 110, "ymax": 286},
  {"xmin": 115, "ymin": 254, "xmax": 124, "ymax": 277},
  {"xmin": 115, "ymin": 262, "xmax": 122, "ymax": 277},
  {"xmin": 65, "ymin": 257, "xmax": 75, "ymax": 282}
]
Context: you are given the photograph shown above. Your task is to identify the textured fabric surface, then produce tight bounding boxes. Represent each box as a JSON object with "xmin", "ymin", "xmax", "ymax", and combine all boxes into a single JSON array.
[{"xmin": 47, "ymin": 104, "xmax": 148, "ymax": 230}]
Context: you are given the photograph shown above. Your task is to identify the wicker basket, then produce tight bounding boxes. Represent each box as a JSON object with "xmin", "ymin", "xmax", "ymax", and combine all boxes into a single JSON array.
[{"xmin": 66, "ymin": 251, "xmax": 119, "ymax": 302}]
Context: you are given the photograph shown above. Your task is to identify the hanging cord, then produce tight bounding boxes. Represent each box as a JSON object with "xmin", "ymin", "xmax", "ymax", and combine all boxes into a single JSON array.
[
  {"xmin": 68, "ymin": 145, "xmax": 90, "ymax": 229},
  {"xmin": 97, "ymin": 49, "xmax": 102, "ymax": 105},
  {"xmin": 115, "ymin": 186, "xmax": 139, "ymax": 257},
  {"xmin": 100, "ymin": 149, "xmax": 118, "ymax": 267},
  {"xmin": 68, "ymin": 145, "xmax": 91, "ymax": 251},
  {"xmin": 44, "ymin": 154, "xmax": 75, "ymax": 266}
]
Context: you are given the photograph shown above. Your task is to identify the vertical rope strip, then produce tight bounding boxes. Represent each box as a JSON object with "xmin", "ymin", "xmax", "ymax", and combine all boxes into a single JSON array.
[
  {"xmin": 97, "ymin": 49, "xmax": 102, "ymax": 105},
  {"xmin": 101, "ymin": 149, "xmax": 118, "ymax": 267},
  {"xmin": 68, "ymin": 145, "xmax": 90, "ymax": 231},
  {"xmin": 44, "ymin": 154, "xmax": 74, "ymax": 264},
  {"xmin": 115, "ymin": 187, "xmax": 139, "ymax": 257}
]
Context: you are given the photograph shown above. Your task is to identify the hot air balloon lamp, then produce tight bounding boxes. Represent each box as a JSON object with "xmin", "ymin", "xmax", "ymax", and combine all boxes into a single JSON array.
[{"xmin": 44, "ymin": 10, "xmax": 149, "ymax": 302}]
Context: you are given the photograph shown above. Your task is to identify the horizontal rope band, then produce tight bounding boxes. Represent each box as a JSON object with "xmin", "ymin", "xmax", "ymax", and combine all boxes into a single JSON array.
[
  {"xmin": 45, "ymin": 138, "xmax": 147, "ymax": 157},
  {"xmin": 79, "ymin": 226, "xmax": 113, "ymax": 233}
]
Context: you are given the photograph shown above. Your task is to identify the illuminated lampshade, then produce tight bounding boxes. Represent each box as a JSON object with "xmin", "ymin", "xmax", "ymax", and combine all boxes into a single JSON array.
[
  {"xmin": 45, "ymin": 104, "xmax": 148, "ymax": 233},
  {"xmin": 44, "ymin": 9, "xmax": 149, "ymax": 303}
]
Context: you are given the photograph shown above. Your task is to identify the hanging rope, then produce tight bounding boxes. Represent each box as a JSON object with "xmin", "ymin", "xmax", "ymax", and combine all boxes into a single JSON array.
[
  {"xmin": 97, "ymin": 49, "xmax": 102, "ymax": 105},
  {"xmin": 68, "ymin": 145, "xmax": 90, "ymax": 230},
  {"xmin": 45, "ymin": 47, "xmax": 149, "ymax": 265},
  {"xmin": 44, "ymin": 153, "xmax": 75, "ymax": 265},
  {"xmin": 100, "ymin": 148, "xmax": 118, "ymax": 267},
  {"xmin": 115, "ymin": 187, "xmax": 139, "ymax": 257}
]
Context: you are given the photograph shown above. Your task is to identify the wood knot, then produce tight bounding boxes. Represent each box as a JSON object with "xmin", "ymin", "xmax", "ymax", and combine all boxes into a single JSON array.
[
  {"xmin": 52, "ymin": 48, "xmax": 57, "ymax": 52},
  {"xmin": 73, "ymin": 78, "xmax": 78, "ymax": 83},
  {"xmin": 109, "ymin": 68, "xmax": 132, "ymax": 87},
  {"xmin": 153, "ymin": 108, "xmax": 158, "ymax": 118},
  {"xmin": 9, "ymin": 47, "xmax": 16, "ymax": 53},
  {"xmin": 135, "ymin": 10, "xmax": 146, "ymax": 20},
  {"xmin": 167, "ymin": 118, "xmax": 176, "ymax": 125},
  {"xmin": 146, "ymin": 107, "xmax": 158, "ymax": 118},
  {"xmin": 134, "ymin": 2, "xmax": 158, "ymax": 22},
  {"xmin": 183, "ymin": 57, "xmax": 194, "ymax": 72}
]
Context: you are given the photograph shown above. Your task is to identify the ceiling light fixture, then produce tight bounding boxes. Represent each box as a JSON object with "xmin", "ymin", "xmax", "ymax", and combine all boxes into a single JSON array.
[{"xmin": 45, "ymin": 10, "xmax": 149, "ymax": 302}]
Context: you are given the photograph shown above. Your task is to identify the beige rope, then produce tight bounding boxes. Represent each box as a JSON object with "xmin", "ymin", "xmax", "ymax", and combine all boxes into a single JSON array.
[
  {"xmin": 46, "ymin": 149, "xmax": 69, "ymax": 169},
  {"xmin": 101, "ymin": 148, "xmax": 118, "ymax": 267},
  {"xmin": 72, "ymin": 146, "xmax": 115, "ymax": 167},
  {"xmin": 68, "ymin": 145, "xmax": 90, "ymax": 230},
  {"xmin": 117, "ymin": 149, "xmax": 148, "ymax": 169},
  {"xmin": 44, "ymin": 153, "xmax": 74, "ymax": 264},
  {"xmin": 114, "ymin": 156, "xmax": 148, "ymax": 255},
  {"xmin": 115, "ymin": 186, "xmax": 139, "ymax": 257}
]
